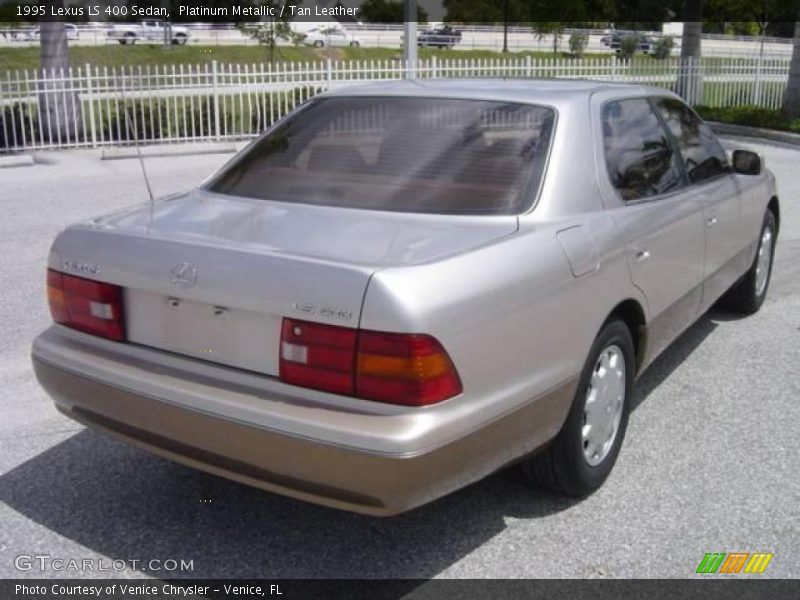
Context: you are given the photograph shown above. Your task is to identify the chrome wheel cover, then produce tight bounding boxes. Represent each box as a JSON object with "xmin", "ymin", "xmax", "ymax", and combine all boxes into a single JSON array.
[
  {"xmin": 754, "ymin": 226, "xmax": 773, "ymax": 298},
  {"xmin": 582, "ymin": 344, "xmax": 626, "ymax": 467}
]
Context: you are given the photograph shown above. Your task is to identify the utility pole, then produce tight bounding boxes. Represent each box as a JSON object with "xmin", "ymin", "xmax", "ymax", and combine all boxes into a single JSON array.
[
  {"xmin": 503, "ymin": 0, "xmax": 509, "ymax": 52},
  {"xmin": 403, "ymin": 0, "xmax": 417, "ymax": 79}
]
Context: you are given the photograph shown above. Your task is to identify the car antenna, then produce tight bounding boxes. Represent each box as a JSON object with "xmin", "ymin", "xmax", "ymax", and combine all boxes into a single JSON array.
[{"xmin": 120, "ymin": 76, "xmax": 155, "ymax": 220}]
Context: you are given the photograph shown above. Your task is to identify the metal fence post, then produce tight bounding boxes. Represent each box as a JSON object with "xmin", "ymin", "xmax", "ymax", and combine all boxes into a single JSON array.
[
  {"xmin": 84, "ymin": 63, "xmax": 97, "ymax": 148},
  {"xmin": 326, "ymin": 58, "xmax": 333, "ymax": 91},
  {"xmin": 753, "ymin": 52, "xmax": 764, "ymax": 107},
  {"xmin": 212, "ymin": 60, "xmax": 221, "ymax": 141}
]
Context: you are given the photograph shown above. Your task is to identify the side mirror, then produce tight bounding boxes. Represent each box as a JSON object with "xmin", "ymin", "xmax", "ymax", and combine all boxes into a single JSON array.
[{"xmin": 732, "ymin": 150, "xmax": 762, "ymax": 175}]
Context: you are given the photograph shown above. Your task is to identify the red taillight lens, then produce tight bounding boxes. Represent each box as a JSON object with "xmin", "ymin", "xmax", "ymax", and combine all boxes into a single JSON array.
[
  {"xmin": 280, "ymin": 318, "xmax": 357, "ymax": 395},
  {"xmin": 356, "ymin": 331, "xmax": 462, "ymax": 406},
  {"xmin": 279, "ymin": 318, "xmax": 462, "ymax": 406},
  {"xmin": 47, "ymin": 269, "xmax": 125, "ymax": 341}
]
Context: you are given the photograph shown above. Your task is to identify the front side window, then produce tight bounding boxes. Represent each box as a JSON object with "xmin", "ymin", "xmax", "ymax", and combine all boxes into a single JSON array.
[
  {"xmin": 601, "ymin": 98, "xmax": 683, "ymax": 201},
  {"xmin": 208, "ymin": 96, "xmax": 555, "ymax": 215},
  {"xmin": 654, "ymin": 97, "xmax": 730, "ymax": 184}
]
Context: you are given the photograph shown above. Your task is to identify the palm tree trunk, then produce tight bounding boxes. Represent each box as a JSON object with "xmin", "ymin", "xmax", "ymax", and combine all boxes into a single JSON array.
[
  {"xmin": 783, "ymin": 20, "xmax": 800, "ymax": 119},
  {"xmin": 39, "ymin": 0, "xmax": 82, "ymax": 143},
  {"xmin": 677, "ymin": 1, "xmax": 704, "ymax": 106}
]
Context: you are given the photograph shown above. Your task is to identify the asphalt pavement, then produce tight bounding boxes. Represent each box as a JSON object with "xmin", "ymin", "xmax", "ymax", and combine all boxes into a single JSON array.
[{"xmin": 0, "ymin": 139, "xmax": 798, "ymax": 579}]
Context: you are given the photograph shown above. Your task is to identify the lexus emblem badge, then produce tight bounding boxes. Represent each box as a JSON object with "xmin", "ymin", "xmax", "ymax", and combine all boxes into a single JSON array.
[{"xmin": 170, "ymin": 262, "xmax": 197, "ymax": 288}]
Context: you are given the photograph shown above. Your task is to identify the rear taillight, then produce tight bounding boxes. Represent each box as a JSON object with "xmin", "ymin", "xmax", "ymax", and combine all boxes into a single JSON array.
[
  {"xmin": 47, "ymin": 269, "xmax": 125, "ymax": 341},
  {"xmin": 280, "ymin": 318, "xmax": 462, "ymax": 406},
  {"xmin": 355, "ymin": 331, "xmax": 462, "ymax": 406},
  {"xmin": 280, "ymin": 319, "xmax": 357, "ymax": 395}
]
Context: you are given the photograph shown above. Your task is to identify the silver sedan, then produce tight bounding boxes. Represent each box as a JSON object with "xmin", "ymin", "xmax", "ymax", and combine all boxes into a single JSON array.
[{"xmin": 32, "ymin": 80, "xmax": 779, "ymax": 515}]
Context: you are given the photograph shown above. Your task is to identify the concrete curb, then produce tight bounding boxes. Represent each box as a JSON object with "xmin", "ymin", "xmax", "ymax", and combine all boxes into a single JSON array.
[
  {"xmin": 0, "ymin": 154, "xmax": 34, "ymax": 168},
  {"xmin": 101, "ymin": 142, "xmax": 238, "ymax": 160},
  {"xmin": 709, "ymin": 122, "xmax": 800, "ymax": 148}
]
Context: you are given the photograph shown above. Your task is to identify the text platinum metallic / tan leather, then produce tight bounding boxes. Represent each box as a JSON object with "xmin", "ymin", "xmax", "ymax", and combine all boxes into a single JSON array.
[{"xmin": 32, "ymin": 80, "xmax": 779, "ymax": 515}]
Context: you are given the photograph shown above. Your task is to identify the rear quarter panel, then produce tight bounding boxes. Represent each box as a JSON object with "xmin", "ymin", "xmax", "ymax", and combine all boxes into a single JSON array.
[
  {"xmin": 360, "ymin": 211, "xmax": 639, "ymax": 438},
  {"xmin": 360, "ymin": 93, "xmax": 645, "ymax": 438}
]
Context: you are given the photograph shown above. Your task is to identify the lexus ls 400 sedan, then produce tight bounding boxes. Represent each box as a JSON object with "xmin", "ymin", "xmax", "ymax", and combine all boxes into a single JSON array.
[{"xmin": 32, "ymin": 80, "xmax": 779, "ymax": 516}]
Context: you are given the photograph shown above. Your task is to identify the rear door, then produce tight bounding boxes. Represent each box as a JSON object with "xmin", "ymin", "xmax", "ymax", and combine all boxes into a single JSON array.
[{"xmin": 595, "ymin": 96, "xmax": 706, "ymax": 358}]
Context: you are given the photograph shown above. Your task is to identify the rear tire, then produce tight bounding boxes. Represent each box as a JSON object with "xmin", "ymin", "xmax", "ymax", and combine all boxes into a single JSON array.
[
  {"xmin": 720, "ymin": 210, "xmax": 776, "ymax": 315},
  {"xmin": 521, "ymin": 319, "xmax": 634, "ymax": 496},
  {"xmin": 313, "ymin": 40, "xmax": 324, "ymax": 48}
]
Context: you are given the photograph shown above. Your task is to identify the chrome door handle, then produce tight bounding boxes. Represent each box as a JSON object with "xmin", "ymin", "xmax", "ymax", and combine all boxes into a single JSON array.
[
  {"xmin": 707, "ymin": 216, "xmax": 718, "ymax": 227},
  {"xmin": 634, "ymin": 249, "xmax": 650, "ymax": 262}
]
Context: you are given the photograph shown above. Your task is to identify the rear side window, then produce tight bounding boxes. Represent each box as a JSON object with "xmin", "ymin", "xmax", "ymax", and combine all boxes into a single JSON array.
[
  {"xmin": 601, "ymin": 98, "xmax": 683, "ymax": 201},
  {"xmin": 207, "ymin": 96, "xmax": 555, "ymax": 215},
  {"xmin": 654, "ymin": 97, "xmax": 730, "ymax": 184}
]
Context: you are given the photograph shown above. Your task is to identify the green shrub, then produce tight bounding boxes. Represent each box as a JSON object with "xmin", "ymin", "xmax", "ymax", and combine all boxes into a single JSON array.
[
  {"xmin": 652, "ymin": 36, "xmax": 674, "ymax": 60},
  {"xmin": 87, "ymin": 87, "xmax": 321, "ymax": 144},
  {"xmin": 694, "ymin": 105, "xmax": 800, "ymax": 134},
  {"xmin": 568, "ymin": 32, "xmax": 588, "ymax": 57},
  {"xmin": 0, "ymin": 103, "xmax": 38, "ymax": 150},
  {"xmin": 0, "ymin": 85, "xmax": 322, "ymax": 148},
  {"xmin": 617, "ymin": 34, "xmax": 641, "ymax": 60}
]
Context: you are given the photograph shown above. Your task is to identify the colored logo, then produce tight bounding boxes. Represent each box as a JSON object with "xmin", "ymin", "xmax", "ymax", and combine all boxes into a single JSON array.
[{"xmin": 696, "ymin": 552, "xmax": 773, "ymax": 574}]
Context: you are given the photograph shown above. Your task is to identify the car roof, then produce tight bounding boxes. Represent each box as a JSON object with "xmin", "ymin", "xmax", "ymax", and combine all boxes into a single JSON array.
[{"xmin": 322, "ymin": 78, "xmax": 675, "ymax": 107}]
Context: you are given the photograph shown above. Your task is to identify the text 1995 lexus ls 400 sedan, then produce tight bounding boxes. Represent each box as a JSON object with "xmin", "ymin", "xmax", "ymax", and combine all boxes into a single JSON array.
[{"xmin": 32, "ymin": 80, "xmax": 779, "ymax": 515}]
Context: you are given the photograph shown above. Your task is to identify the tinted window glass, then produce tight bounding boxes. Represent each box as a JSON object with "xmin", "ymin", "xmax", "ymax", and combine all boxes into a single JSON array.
[
  {"xmin": 602, "ymin": 99, "xmax": 683, "ymax": 201},
  {"xmin": 208, "ymin": 97, "xmax": 555, "ymax": 215},
  {"xmin": 655, "ymin": 97, "xmax": 730, "ymax": 184}
]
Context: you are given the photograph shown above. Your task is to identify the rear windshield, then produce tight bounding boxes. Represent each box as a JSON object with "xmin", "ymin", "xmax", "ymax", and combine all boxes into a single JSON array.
[{"xmin": 207, "ymin": 96, "xmax": 555, "ymax": 215}]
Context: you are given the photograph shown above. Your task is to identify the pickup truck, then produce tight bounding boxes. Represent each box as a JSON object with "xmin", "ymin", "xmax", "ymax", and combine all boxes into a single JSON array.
[
  {"xmin": 417, "ymin": 26, "xmax": 462, "ymax": 49},
  {"xmin": 107, "ymin": 21, "xmax": 189, "ymax": 45}
]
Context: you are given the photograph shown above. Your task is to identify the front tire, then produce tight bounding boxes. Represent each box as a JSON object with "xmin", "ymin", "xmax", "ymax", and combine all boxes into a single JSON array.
[
  {"xmin": 313, "ymin": 40, "xmax": 324, "ymax": 48},
  {"xmin": 721, "ymin": 210, "xmax": 776, "ymax": 314},
  {"xmin": 349, "ymin": 41, "xmax": 360, "ymax": 48},
  {"xmin": 521, "ymin": 319, "xmax": 634, "ymax": 496}
]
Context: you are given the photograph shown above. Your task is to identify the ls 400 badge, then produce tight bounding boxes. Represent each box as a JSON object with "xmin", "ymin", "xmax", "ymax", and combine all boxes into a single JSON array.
[
  {"xmin": 62, "ymin": 260, "xmax": 100, "ymax": 276},
  {"xmin": 293, "ymin": 302, "xmax": 353, "ymax": 321}
]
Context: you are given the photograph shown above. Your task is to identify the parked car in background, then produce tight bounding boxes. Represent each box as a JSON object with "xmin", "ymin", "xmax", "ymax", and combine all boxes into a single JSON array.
[
  {"xmin": 107, "ymin": 20, "xmax": 189, "ymax": 45},
  {"xmin": 417, "ymin": 25, "xmax": 462, "ymax": 48},
  {"xmin": 23, "ymin": 23, "xmax": 79, "ymax": 41},
  {"xmin": 303, "ymin": 26, "xmax": 361, "ymax": 48},
  {"xmin": 33, "ymin": 80, "xmax": 779, "ymax": 516}
]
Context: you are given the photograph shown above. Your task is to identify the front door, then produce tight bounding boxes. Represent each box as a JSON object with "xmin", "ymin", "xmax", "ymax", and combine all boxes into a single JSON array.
[{"xmin": 652, "ymin": 96, "xmax": 745, "ymax": 309}]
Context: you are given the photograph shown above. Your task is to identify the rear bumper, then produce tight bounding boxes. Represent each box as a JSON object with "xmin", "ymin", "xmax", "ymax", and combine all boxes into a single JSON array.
[{"xmin": 32, "ymin": 327, "xmax": 576, "ymax": 516}]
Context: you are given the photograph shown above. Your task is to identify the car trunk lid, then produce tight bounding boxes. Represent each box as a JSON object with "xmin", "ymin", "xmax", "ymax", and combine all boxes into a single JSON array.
[{"xmin": 50, "ymin": 190, "xmax": 517, "ymax": 376}]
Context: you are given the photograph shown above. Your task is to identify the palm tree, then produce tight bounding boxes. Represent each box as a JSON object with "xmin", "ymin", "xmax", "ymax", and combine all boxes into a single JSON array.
[
  {"xmin": 783, "ymin": 18, "xmax": 800, "ymax": 119},
  {"xmin": 677, "ymin": 0, "xmax": 704, "ymax": 106},
  {"xmin": 39, "ymin": 0, "xmax": 81, "ymax": 143}
]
